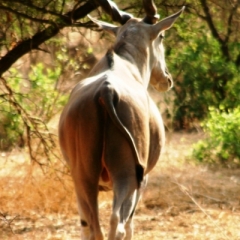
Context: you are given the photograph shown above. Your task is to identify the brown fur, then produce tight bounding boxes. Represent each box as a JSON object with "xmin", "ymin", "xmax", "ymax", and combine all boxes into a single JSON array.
[{"xmin": 59, "ymin": 7, "xmax": 184, "ymax": 240}]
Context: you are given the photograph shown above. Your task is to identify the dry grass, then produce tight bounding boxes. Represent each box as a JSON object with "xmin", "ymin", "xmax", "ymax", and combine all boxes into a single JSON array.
[{"xmin": 1, "ymin": 133, "xmax": 240, "ymax": 240}]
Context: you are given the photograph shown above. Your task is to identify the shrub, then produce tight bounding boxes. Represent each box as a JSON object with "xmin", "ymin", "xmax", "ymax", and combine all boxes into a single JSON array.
[
  {"xmin": 165, "ymin": 13, "xmax": 240, "ymax": 130},
  {"xmin": 192, "ymin": 107, "xmax": 240, "ymax": 167},
  {"xmin": 0, "ymin": 64, "xmax": 67, "ymax": 150}
]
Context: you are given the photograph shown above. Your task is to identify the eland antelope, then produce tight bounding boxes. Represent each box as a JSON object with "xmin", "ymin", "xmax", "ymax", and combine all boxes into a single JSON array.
[{"xmin": 59, "ymin": 1, "xmax": 184, "ymax": 239}]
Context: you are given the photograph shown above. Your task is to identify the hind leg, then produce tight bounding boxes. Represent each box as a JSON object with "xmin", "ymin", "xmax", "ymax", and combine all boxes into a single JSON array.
[
  {"xmin": 104, "ymin": 115, "xmax": 147, "ymax": 240},
  {"xmin": 74, "ymin": 179, "xmax": 104, "ymax": 240},
  {"xmin": 69, "ymin": 148, "xmax": 104, "ymax": 240},
  {"xmin": 69, "ymin": 141, "xmax": 104, "ymax": 240},
  {"xmin": 76, "ymin": 198, "xmax": 91, "ymax": 240},
  {"xmin": 105, "ymin": 135, "xmax": 139, "ymax": 239},
  {"xmin": 124, "ymin": 175, "xmax": 148, "ymax": 240},
  {"xmin": 110, "ymin": 174, "xmax": 148, "ymax": 240},
  {"xmin": 108, "ymin": 176, "xmax": 138, "ymax": 240},
  {"xmin": 123, "ymin": 189, "xmax": 140, "ymax": 240},
  {"xmin": 119, "ymin": 189, "xmax": 139, "ymax": 240}
]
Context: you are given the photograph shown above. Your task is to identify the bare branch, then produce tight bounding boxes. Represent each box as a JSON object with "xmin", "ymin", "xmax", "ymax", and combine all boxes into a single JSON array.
[
  {"xmin": 199, "ymin": 0, "xmax": 231, "ymax": 61},
  {"xmin": 199, "ymin": 0, "xmax": 224, "ymax": 44},
  {"xmin": 173, "ymin": 181, "xmax": 231, "ymax": 240},
  {"xmin": 0, "ymin": 0, "xmax": 99, "ymax": 77},
  {"xmin": 0, "ymin": 4, "xmax": 57, "ymax": 25},
  {"xmin": 0, "ymin": 76, "xmax": 56, "ymax": 166},
  {"xmin": 8, "ymin": 0, "xmax": 68, "ymax": 18},
  {"xmin": 0, "ymin": 212, "xmax": 18, "ymax": 234},
  {"xmin": 236, "ymin": 54, "xmax": 240, "ymax": 67},
  {"xmin": 224, "ymin": 1, "xmax": 239, "ymax": 44}
]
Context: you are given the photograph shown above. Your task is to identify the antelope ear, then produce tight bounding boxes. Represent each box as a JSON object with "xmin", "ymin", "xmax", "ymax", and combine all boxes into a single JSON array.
[
  {"xmin": 151, "ymin": 6, "xmax": 185, "ymax": 38},
  {"xmin": 88, "ymin": 15, "xmax": 119, "ymax": 35}
]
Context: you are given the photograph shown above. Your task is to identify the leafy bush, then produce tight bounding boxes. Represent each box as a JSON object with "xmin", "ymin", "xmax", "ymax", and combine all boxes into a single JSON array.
[
  {"xmin": 28, "ymin": 63, "xmax": 67, "ymax": 121},
  {"xmin": 0, "ymin": 64, "xmax": 67, "ymax": 150},
  {"xmin": 192, "ymin": 107, "xmax": 240, "ymax": 167},
  {"xmin": 165, "ymin": 13, "xmax": 240, "ymax": 130}
]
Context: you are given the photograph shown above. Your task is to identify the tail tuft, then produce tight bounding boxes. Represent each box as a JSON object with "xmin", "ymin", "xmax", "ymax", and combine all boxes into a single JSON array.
[{"xmin": 135, "ymin": 164, "xmax": 144, "ymax": 188}]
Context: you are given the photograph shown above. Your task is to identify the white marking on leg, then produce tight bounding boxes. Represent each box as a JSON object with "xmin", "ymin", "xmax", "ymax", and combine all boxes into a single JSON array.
[{"xmin": 116, "ymin": 223, "xmax": 126, "ymax": 240}]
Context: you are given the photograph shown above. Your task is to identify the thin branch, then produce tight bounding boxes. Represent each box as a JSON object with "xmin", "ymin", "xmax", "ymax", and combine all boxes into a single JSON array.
[
  {"xmin": 224, "ymin": 1, "xmax": 239, "ymax": 44},
  {"xmin": 186, "ymin": 4, "xmax": 207, "ymax": 20},
  {"xmin": 5, "ymin": 0, "xmax": 67, "ymax": 18},
  {"xmin": 199, "ymin": 0, "xmax": 231, "ymax": 61},
  {"xmin": 173, "ymin": 181, "xmax": 231, "ymax": 240},
  {"xmin": 0, "ymin": 77, "xmax": 54, "ymax": 166},
  {"xmin": 60, "ymin": 0, "xmax": 66, "ymax": 14},
  {"xmin": 0, "ymin": 4, "xmax": 57, "ymax": 25},
  {"xmin": 193, "ymin": 193, "xmax": 228, "ymax": 204},
  {"xmin": 0, "ymin": 212, "xmax": 18, "ymax": 234},
  {"xmin": 199, "ymin": 0, "xmax": 224, "ymax": 44},
  {"xmin": 0, "ymin": 0, "xmax": 99, "ymax": 77},
  {"xmin": 236, "ymin": 54, "xmax": 240, "ymax": 67}
]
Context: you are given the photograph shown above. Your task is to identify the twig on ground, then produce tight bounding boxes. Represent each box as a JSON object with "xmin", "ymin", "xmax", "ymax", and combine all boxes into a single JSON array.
[
  {"xmin": 193, "ymin": 193, "xmax": 228, "ymax": 204},
  {"xmin": 0, "ymin": 212, "xmax": 18, "ymax": 234},
  {"xmin": 172, "ymin": 181, "xmax": 231, "ymax": 240}
]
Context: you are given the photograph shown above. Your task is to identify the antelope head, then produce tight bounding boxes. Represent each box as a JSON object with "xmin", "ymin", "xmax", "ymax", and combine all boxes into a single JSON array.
[{"xmin": 92, "ymin": 0, "xmax": 184, "ymax": 92}]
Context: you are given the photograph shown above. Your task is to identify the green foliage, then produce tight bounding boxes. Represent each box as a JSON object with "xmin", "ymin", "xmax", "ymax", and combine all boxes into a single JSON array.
[
  {"xmin": 28, "ymin": 63, "xmax": 67, "ymax": 121},
  {"xmin": 0, "ymin": 106, "xmax": 24, "ymax": 150},
  {"xmin": 192, "ymin": 107, "xmax": 240, "ymax": 166},
  {"xmin": 166, "ymin": 9, "xmax": 240, "ymax": 130},
  {"xmin": 0, "ymin": 64, "xmax": 67, "ymax": 150}
]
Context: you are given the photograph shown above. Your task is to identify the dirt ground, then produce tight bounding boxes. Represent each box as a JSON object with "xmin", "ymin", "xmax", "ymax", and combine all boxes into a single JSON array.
[{"xmin": 1, "ymin": 132, "xmax": 240, "ymax": 240}]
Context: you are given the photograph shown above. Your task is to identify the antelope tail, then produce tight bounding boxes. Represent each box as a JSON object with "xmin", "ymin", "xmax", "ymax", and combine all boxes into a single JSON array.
[{"xmin": 98, "ymin": 81, "xmax": 144, "ymax": 187}]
